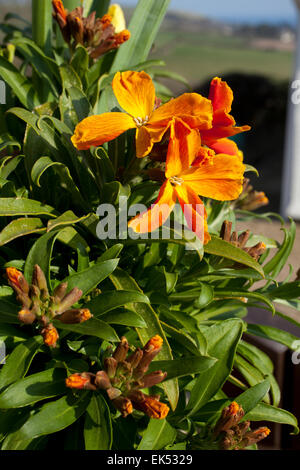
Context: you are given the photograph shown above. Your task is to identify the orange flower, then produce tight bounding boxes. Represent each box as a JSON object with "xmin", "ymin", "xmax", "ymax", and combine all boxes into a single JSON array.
[
  {"xmin": 228, "ymin": 401, "xmax": 241, "ymax": 416},
  {"xmin": 71, "ymin": 70, "xmax": 213, "ymax": 157},
  {"xmin": 147, "ymin": 335, "xmax": 163, "ymax": 351},
  {"xmin": 133, "ymin": 395, "xmax": 170, "ymax": 419},
  {"xmin": 6, "ymin": 267, "xmax": 23, "ymax": 290},
  {"xmin": 200, "ymin": 77, "xmax": 250, "ymax": 157},
  {"xmin": 41, "ymin": 325, "xmax": 59, "ymax": 348},
  {"xmin": 66, "ymin": 373, "xmax": 91, "ymax": 389},
  {"xmin": 128, "ymin": 123, "xmax": 245, "ymax": 244},
  {"xmin": 52, "ymin": 0, "xmax": 67, "ymax": 23}
]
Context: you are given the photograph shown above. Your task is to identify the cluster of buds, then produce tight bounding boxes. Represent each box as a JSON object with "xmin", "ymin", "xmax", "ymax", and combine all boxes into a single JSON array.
[
  {"xmin": 66, "ymin": 335, "xmax": 170, "ymax": 419},
  {"xmin": 52, "ymin": 0, "xmax": 130, "ymax": 58},
  {"xmin": 233, "ymin": 178, "xmax": 269, "ymax": 212},
  {"xmin": 6, "ymin": 266, "xmax": 92, "ymax": 347},
  {"xmin": 220, "ymin": 220, "xmax": 266, "ymax": 261},
  {"xmin": 214, "ymin": 402, "xmax": 271, "ymax": 450}
]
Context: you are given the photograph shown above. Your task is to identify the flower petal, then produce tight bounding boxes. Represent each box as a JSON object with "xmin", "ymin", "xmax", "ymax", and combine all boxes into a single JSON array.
[
  {"xmin": 136, "ymin": 123, "xmax": 169, "ymax": 158},
  {"xmin": 71, "ymin": 113, "xmax": 136, "ymax": 150},
  {"xmin": 181, "ymin": 154, "xmax": 245, "ymax": 201},
  {"xmin": 174, "ymin": 183, "xmax": 210, "ymax": 244},
  {"xmin": 201, "ymin": 123, "xmax": 250, "ymax": 144},
  {"xmin": 128, "ymin": 180, "xmax": 176, "ymax": 233},
  {"xmin": 165, "ymin": 120, "xmax": 201, "ymax": 178},
  {"xmin": 209, "ymin": 77, "xmax": 233, "ymax": 113},
  {"xmin": 208, "ymin": 138, "xmax": 241, "ymax": 158},
  {"xmin": 112, "ymin": 71, "xmax": 156, "ymax": 118},
  {"xmin": 150, "ymin": 93, "xmax": 213, "ymax": 130}
]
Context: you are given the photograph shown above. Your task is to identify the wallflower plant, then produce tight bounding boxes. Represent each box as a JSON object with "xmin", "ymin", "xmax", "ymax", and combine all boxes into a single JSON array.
[{"xmin": 0, "ymin": 0, "xmax": 299, "ymax": 452}]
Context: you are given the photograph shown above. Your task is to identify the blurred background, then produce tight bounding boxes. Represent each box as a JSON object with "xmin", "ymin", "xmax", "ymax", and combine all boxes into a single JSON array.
[{"xmin": 1, "ymin": 0, "xmax": 300, "ymax": 450}]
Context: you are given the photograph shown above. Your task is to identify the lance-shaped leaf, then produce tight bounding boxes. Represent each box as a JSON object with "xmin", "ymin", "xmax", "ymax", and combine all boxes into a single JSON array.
[
  {"xmin": 0, "ymin": 218, "xmax": 45, "ymax": 246},
  {"xmin": 137, "ymin": 419, "xmax": 176, "ymax": 451},
  {"xmin": 84, "ymin": 394, "xmax": 112, "ymax": 450}
]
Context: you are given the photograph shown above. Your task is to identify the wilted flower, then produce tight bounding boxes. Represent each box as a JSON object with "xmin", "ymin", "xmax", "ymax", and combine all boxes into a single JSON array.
[
  {"xmin": 220, "ymin": 220, "xmax": 266, "ymax": 261},
  {"xmin": 5, "ymin": 265, "xmax": 92, "ymax": 348},
  {"xmin": 66, "ymin": 335, "xmax": 170, "ymax": 419},
  {"xmin": 52, "ymin": 0, "xmax": 130, "ymax": 58},
  {"xmin": 233, "ymin": 178, "xmax": 269, "ymax": 211}
]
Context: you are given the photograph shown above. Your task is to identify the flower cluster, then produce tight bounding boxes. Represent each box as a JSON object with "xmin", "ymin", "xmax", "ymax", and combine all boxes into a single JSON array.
[
  {"xmin": 66, "ymin": 335, "xmax": 170, "ymax": 419},
  {"xmin": 214, "ymin": 402, "xmax": 271, "ymax": 450},
  {"xmin": 71, "ymin": 71, "xmax": 250, "ymax": 244},
  {"xmin": 6, "ymin": 265, "xmax": 92, "ymax": 347},
  {"xmin": 220, "ymin": 220, "xmax": 267, "ymax": 261},
  {"xmin": 52, "ymin": 0, "xmax": 130, "ymax": 58}
]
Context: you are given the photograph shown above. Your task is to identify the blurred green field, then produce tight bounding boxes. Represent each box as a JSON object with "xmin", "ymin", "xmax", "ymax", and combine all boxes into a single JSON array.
[{"xmin": 150, "ymin": 31, "xmax": 294, "ymax": 90}]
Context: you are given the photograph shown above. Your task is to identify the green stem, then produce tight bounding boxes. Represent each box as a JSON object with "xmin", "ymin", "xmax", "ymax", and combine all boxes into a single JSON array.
[{"xmin": 32, "ymin": 0, "xmax": 52, "ymax": 56}]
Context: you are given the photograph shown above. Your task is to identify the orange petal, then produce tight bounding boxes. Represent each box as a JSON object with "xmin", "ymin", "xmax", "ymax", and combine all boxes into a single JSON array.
[
  {"xmin": 136, "ymin": 123, "xmax": 168, "ymax": 158},
  {"xmin": 150, "ymin": 93, "xmax": 213, "ymax": 130},
  {"xmin": 174, "ymin": 183, "xmax": 210, "ymax": 244},
  {"xmin": 71, "ymin": 113, "xmax": 136, "ymax": 150},
  {"xmin": 209, "ymin": 77, "xmax": 233, "ymax": 114},
  {"xmin": 165, "ymin": 120, "xmax": 201, "ymax": 178},
  {"xmin": 208, "ymin": 138, "xmax": 241, "ymax": 157},
  {"xmin": 112, "ymin": 71, "xmax": 156, "ymax": 119},
  {"xmin": 201, "ymin": 123, "xmax": 250, "ymax": 143},
  {"xmin": 128, "ymin": 180, "xmax": 176, "ymax": 233},
  {"xmin": 181, "ymin": 154, "xmax": 245, "ymax": 201}
]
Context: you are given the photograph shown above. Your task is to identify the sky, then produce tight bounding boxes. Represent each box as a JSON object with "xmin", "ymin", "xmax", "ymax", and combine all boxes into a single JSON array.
[{"xmin": 122, "ymin": 0, "xmax": 298, "ymax": 24}]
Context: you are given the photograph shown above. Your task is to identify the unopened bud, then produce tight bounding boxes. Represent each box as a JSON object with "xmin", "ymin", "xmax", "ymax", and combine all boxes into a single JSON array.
[
  {"xmin": 138, "ymin": 371, "xmax": 167, "ymax": 389},
  {"xmin": 56, "ymin": 287, "xmax": 83, "ymax": 314},
  {"xmin": 32, "ymin": 265, "xmax": 49, "ymax": 299},
  {"xmin": 52, "ymin": 282, "xmax": 68, "ymax": 302},
  {"xmin": 18, "ymin": 309, "xmax": 36, "ymax": 325},
  {"xmin": 241, "ymin": 427, "xmax": 271, "ymax": 447},
  {"xmin": 56, "ymin": 308, "xmax": 92, "ymax": 324},
  {"xmin": 106, "ymin": 387, "xmax": 122, "ymax": 400},
  {"xmin": 134, "ymin": 336, "xmax": 163, "ymax": 378},
  {"xmin": 129, "ymin": 391, "xmax": 169, "ymax": 419},
  {"xmin": 66, "ymin": 372, "xmax": 97, "ymax": 391},
  {"xmin": 127, "ymin": 348, "xmax": 143, "ymax": 369},
  {"xmin": 104, "ymin": 357, "xmax": 118, "ymax": 379},
  {"xmin": 111, "ymin": 396, "xmax": 133, "ymax": 417},
  {"xmin": 214, "ymin": 402, "xmax": 245, "ymax": 436},
  {"xmin": 94, "ymin": 370, "xmax": 111, "ymax": 390},
  {"xmin": 6, "ymin": 267, "xmax": 29, "ymax": 295},
  {"xmin": 113, "ymin": 337, "xmax": 129, "ymax": 362}
]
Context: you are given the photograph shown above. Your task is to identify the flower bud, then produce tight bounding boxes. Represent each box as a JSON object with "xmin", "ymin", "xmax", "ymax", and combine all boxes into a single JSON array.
[
  {"xmin": 214, "ymin": 402, "xmax": 245, "ymax": 436},
  {"xmin": 56, "ymin": 287, "xmax": 83, "ymax": 314},
  {"xmin": 52, "ymin": 282, "xmax": 68, "ymax": 302},
  {"xmin": 113, "ymin": 337, "xmax": 129, "ymax": 362},
  {"xmin": 134, "ymin": 335, "xmax": 163, "ymax": 378},
  {"xmin": 104, "ymin": 357, "xmax": 118, "ymax": 379},
  {"xmin": 66, "ymin": 372, "xmax": 97, "ymax": 391},
  {"xmin": 127, "ymin": 348, "xmax": 143, "ymax": 369},
  {"xmin": 111, "ymin": 396, "xmax": 133, "ymax": 417},
  {"xmin": 32, "ymin": 265, "xmax": 49, "ymax": 299},
  {"xmin": 18, "ymin": 309, "xmax": 36, "ymax": 325},
  {"xmin": 129, "ymin": 390, "xmax": 169, "ymax": 419},
  {"xmin": 41, "ymin": 324, "xmax": 59, "ymax": 348},
  {"xmin": 56, "ymin": 308, "xmax": 92, "ymax": 324},
  {"xmin": 6, "ymin": 267, "xmax": 29, "ymax": 295},
  {"xmin": 241, "ymin": 427, "xmax": 271, "ymax": 447},
  {"xmin": 95, "ymin": 370, "xmax": 111, "ymax": 390},
  {"xmin": 106, "ymin": 387, "xmax": 122, "ymax": 400},
  {"xmin": 138, "ymin": 371, "xmax": 167, "ymax": 389}
]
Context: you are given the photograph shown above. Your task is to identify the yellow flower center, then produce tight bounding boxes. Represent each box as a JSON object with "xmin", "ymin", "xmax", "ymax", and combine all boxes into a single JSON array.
[
  {"xmin": 169, "ymin": 176, "xmax": 184, "ymax": 186},
  {"xmin": 133, "ymin": 116, "xmax": 149, "ymax": 127}
]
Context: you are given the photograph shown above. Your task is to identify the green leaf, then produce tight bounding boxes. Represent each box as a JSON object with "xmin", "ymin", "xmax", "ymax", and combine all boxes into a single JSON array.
[
  {"xmin": 0, "ymin": 368, "xmax": 67, "ymax": 409},
  {"xmin": 84, "ymin": 394, "xmax": 112, "ymax": 450},
  {"xmin": 0, "ymin": 198, "xmax": 57, "ymax": 217},
  {"xmin": 84, "ymin": 290, "xmax": 149, "ymax": 316},
  {"xmin": 147, "ymin": 356, "xmax": 217, "ymax": 381},
  {"xmin": 187, "ymin": 319, "xmax": 244, "ymax": 415},
  {"xmin": 0, "ymin": 56, "xmax": 39, "ymax": 109},
  {"xmin": 62, "ymin": 259, "xmax": 119, "ymax": 296},
  {"xmin": 0, "ymin": 337, "xmax": 43, "ymax": 392},
  {"xmin": 104, "ymin": 310, "xmax": 147, "ymax": 328},
  {"xmin": 263, "ymin": 220, "xmax": 296, "ymax": 279},
  {"xmin": 246, "ymin": 403, "xmax": 299, "ymax": 434},
  {"xmin": 204, "ymin": 235, "xmax": 265, "ymax": 278},
  {"xmin": 47, "ymin": 211, "xmax": 90, "ymax": 232},
  {"xmin": 213, "ymin": 289, "xmax": 275, "ymax": 314},
  {"xmin": 0, "ymin": 218, "xmax": 45, "ymax": 246},
  {"xmin": 55, "ymin": 317, "xmax": 119, "ymax": 342},
  {"xmin": 0, "ymin": 299, "xmax": 19, "ymax": 324},
  {"xmin": 138, "ymin": 418, "xmax": 176, "ymax": 450},
  {"xmin": 32, "ymin": 0, "xmax": 52, "ymax": 55},
  {"xmin": 110, "ymin": 0, "xmax": 170, "ymax": 73},
  {"xmin": 110, "ymin": 268, "xmax": 179, "ymax": 410},
  {"xmin": 235, "ymin": 380, "xmax": 271, "ymax": 415},
  {"xmin": 1, "ymin": 392, "xmax": 91, "ymax": 449},
  {"xmin": 24, "ymin": 230, "xmax": 61, "ymax": 284},
  {"xmin": 247, "ymin": 323, "xmax": 300, "ymax": 350}
]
